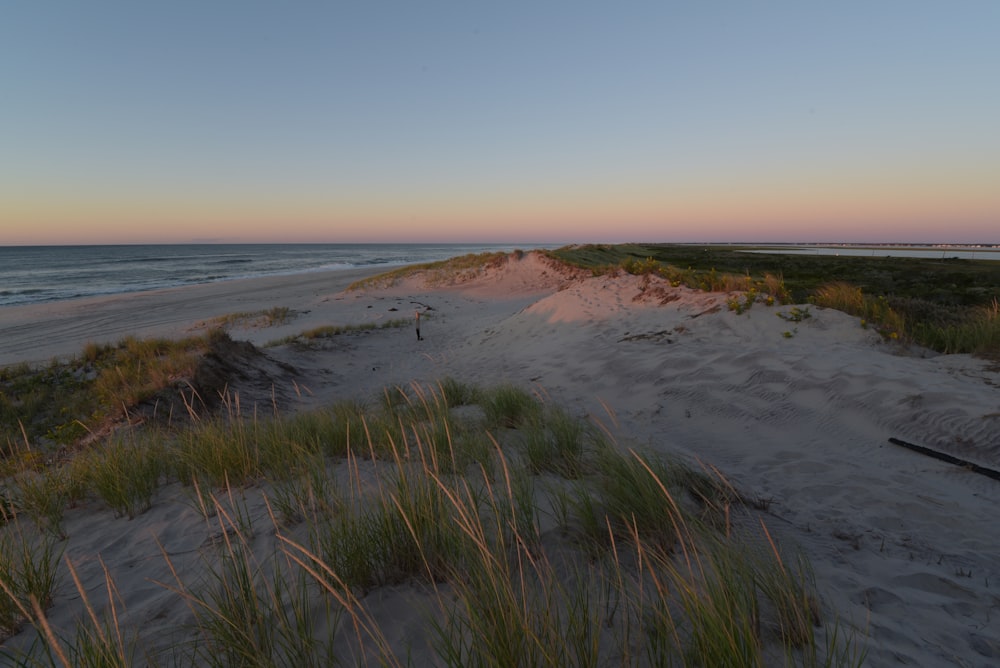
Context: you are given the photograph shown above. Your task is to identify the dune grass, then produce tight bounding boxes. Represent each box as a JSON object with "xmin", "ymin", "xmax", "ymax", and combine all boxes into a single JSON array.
[
  {"xmin": 346, "ymin": 251, "xmax": 512, "ymax": 291},
  {"xmin": 267, "ymin": 318, "xmax": 411, "ymax": 348},
  {"xmin": 811, "ymin": 282, "xmax": 906, "ymax": 341},
  {"xmin": 207, "ymin": 306, "xmax": 295, "ymax": 331},
  {"xmin": 908, "ymin": 298, "xmax": 1000, "ymax": 356},
  {"xmin": 0, "ymin": 332, "xmax": 219, "ymax": 449},
  {"xmin": 0, "ymin": 377, "xmax": 865, "ymax": 666},
  {"xmin": 0, "ymin": 517, "xmax": 63, "ymax": 638}
]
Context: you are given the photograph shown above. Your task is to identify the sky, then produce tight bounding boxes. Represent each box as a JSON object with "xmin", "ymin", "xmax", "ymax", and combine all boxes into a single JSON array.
[{"xmin": 2, "ymin": 1, "xmax": 999, "ymax": 246}]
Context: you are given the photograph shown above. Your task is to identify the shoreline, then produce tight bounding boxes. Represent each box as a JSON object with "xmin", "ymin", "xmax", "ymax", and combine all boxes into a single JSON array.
[{"xmin": 0, "ymin": 266, "xmax": 384, "ymax": 368}]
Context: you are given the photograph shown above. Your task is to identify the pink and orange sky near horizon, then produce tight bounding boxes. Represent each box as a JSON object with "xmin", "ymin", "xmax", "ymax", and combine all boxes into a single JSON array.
[{"xmin": 3, "ymin": 2, "xmax": 999, "ymax": 246}]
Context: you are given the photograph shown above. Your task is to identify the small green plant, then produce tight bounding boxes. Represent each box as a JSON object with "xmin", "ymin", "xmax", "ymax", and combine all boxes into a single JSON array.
[
  {"xmin": 727, "ymin": 287, "xmax": 762, "ymax": 315},
  {"xmin": 622, "ymin": 256, "xmax": 665, "ymax": 277},
  {"xmin": 778, "ymin": 306, "xmax": 812, "ymax": 322}
]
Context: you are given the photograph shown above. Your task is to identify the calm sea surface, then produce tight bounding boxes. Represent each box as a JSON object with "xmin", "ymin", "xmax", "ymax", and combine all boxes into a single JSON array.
[{"xmin": 0, "ymin": 243, "xmax": 551, "ymax": 308}]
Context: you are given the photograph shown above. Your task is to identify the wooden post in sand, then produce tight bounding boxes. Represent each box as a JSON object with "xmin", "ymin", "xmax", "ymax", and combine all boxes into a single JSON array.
[
  {"xmin": 888, "ymin": 437, "xmax": 1000, "ymax": 482},
  {"xmin": 415, "ymin": 310, "xmax": 423, "ymax": 341}
]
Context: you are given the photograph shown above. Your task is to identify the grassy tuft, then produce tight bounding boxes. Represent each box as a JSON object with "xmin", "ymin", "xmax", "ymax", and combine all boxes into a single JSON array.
[
  {"xmin": 83, "ymin": 435, "xmax": 167, "ymax": 519},
  {"xmin": 0, "ymin": 520, "xmax": 63, "ymax": 637},
  {"xmin": 480, "ymin": 384, "xmax": 543, "ymax": 430}
]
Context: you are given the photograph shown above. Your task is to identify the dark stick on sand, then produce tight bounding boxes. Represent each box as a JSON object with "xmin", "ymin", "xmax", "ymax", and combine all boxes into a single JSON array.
[{"xmin": 888, "ymin": 437, "xmax": 1000, "ymax": 482}]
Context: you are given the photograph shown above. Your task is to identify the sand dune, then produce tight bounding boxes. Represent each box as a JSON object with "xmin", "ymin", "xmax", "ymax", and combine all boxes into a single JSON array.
[{"xmin": 2, "ymin": 251, "xmax": 999, "ymax": 665}]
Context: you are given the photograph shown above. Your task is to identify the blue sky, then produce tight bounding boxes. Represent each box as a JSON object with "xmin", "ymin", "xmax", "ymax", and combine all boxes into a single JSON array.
[{"xmin": 2, "ymin": 1, "xmax": 998, "ymax": 244}]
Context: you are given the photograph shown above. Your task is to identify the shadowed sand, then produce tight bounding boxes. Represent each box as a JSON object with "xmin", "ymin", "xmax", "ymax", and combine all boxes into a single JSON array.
[{"xmin": 2, "ymin": 251, "xmax": 999, "ymax": 665}]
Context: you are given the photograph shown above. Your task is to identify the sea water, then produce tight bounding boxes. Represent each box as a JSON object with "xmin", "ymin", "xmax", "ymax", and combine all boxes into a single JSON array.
[{"xmin": 0, "ymin": 243, "xmax": 550, "ymax": 308}]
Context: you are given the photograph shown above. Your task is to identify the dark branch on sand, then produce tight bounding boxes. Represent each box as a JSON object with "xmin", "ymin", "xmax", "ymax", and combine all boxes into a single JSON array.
[{"xmin": 888, "ymin": 437, "xmax": 1000, "ymax": 482}]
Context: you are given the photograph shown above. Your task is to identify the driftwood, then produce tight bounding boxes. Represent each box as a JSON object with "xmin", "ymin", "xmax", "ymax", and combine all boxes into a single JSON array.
[{"xmin": 888, "ymin": 437, "xmax": 1000, "ymax": 482}]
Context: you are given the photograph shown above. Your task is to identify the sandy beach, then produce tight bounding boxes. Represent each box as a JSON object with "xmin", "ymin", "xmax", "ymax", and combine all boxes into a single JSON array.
[{"xmin": 2, "ymin": 251, "xmax": 999, "ymax": 665}]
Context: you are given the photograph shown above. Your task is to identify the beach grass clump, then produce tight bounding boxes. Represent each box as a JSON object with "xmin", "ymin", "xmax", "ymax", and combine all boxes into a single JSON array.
[
  {"xmin": 430, "ymin": 494, "xmax": 566, "ymax": 666},
  {"xmin": 81, "ymin": 435, "xmax": 167, "ymax": 519},
  {"xmin": 378, "ymin": 383, "xmax": 414, "ymax": 418},
  {"xmin": 814, "ymin": 281, "xmax": 1000, "ymax": 353},
  {"xmin": 763, "ymin": 272, "xmax": 792, "ymax": 304},
  {"xmin": 211, "ymin": 306, "xmax": 295, "ymax": 330},
  {"xmin": 519, "ymin": 404, "xmax": 591, "ymax": 478},
  {"xmin": 621, "ymin": 256, "xmax": 666, "ymax": 277},
  {"xmin": 165, "ymin": 501, "xmax": 339, "ymax": 668},
  {"xmin": 254, "ymin": 417, "xmax": 332, "ymax": 483},
  {"xmin": 87, "ymin": 335, "xmax": 209, "ymax": 409},
  {"xmin": 35, "ymin": 557, "xmax": 140, "ymax": 668},
  {"xmin": 174, "ymin": 416, "xmax": 262, "ymax": 489},
  {"xmin": 813, "ymin": 282, "xmax": 905, "ymax": 341},
  {"xmin": 585, "ymin": 447, "xmax": 695, "ymax": 547},
  {"xmin": 437, "ymin": 376, "xmax": 479, "ymax": 407},
  {"xmin": 0, "ymin": 520, "xmax": 62, "ymax": 637},
  {"xmin": 0, "ymin": 362, "xmax": 93, "ymax": 447},
  {"xmin": 909, "ymin": 298, "xmax": 1000, "ymax": 355},
  {"xmin": 480, "ymin": 384, "xmax": 543, "ymax": 429},
  {"xmin": 308, "ymin": 456, "xmax": 470, "ymax": 591},
  {"xmin": 320, "ymin": 399, "xmax": 368, "ymax": 459},
  {"xmin": 1, "ymin": 332, "xmax": 222, "ymax": 451},
  {"xmin": 7, "ymin": 468, "xmax": 70, "ymax": 537},
  {"xmin": 269, "ymin": 318, "xmax": 410, "ymax": 347},
  {"xmin": 270, "ymin": 457, "xmax": 339, "ymax": 527},
  {"xmin": 755, "ymin": 537, "xmax": 822, "ymax": 648}
]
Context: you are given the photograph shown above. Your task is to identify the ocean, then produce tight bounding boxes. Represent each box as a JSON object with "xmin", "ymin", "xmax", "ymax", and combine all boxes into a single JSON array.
[{"xmin": 0, "ymin": 243, "xmax": 551, "ymax": 308}]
